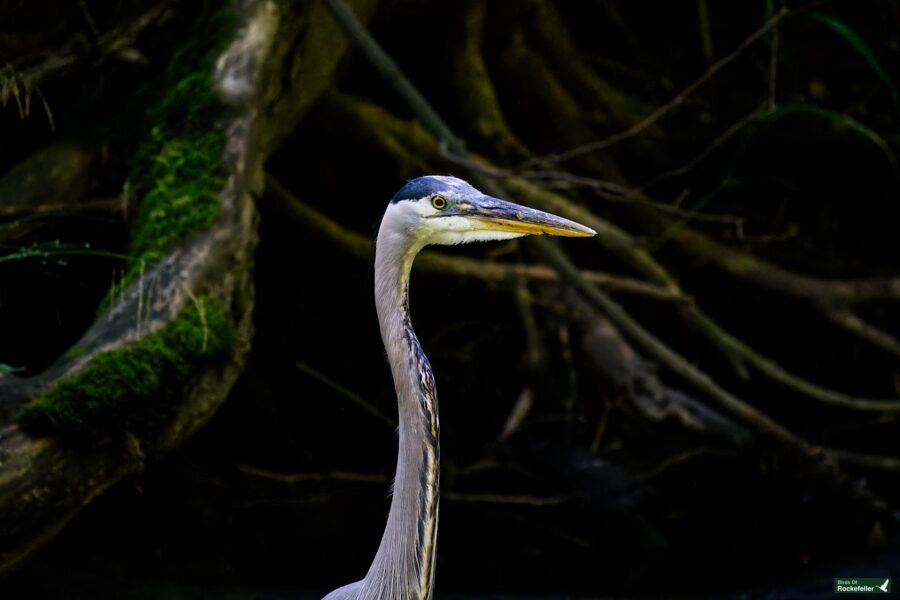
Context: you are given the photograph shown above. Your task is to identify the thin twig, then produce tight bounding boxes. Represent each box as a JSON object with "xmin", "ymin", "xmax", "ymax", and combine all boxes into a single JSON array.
[
  {"xmin": 500, "ymin": 389, "xmax": 535, "ymax": 441},
  {"xmin": 237, "ymin": 465, "xmax": 390, "ymax": 484},
  {"xmin": 440, "ymin": 144, "xmax": 632, "ymax": 202},
  {"xmin": 237, "ymin": 465, "xmax": 572, "ymax": 505},
  {"xmin": 825, "ymin": 309, "xmax": 900, "ymax": 360},
  {"xmin": 0, "ymin": 196, "xmax": 129, "ymax": 221},
  {"xmin": 442, "ymin": 492, "xmax": 571, "ymax": 506},
  {"xmin": 295, "ymin": 360, "xmax": 396, "ymax": 428},
  {"xmin": 514, "ymin": 277, "xmax": 545, "ymax": 369},
  {"xmin": 641, "ymin": 196, "xmax": 746, "ymax": 230},
  {"xmin": 638, "ymin": 447, "xmax": 739, "ymax": 480},
  {"xmin": 637, "ymin": 106, "xmax": 771, "ymax": 190},
  {"xmin": 827, "ymin": 449, "xmax": 900, "ymax": 473},
  {"xmin": 521, "ymin": 6, "xmax": 790, "ymax": 167},
  {"xmin": 767, "ymin": 1, "xmax": 780, "ymax": 109},
  {"xmin": 589, "ymin": 398, "xmax": 611, "ymax": 454}
]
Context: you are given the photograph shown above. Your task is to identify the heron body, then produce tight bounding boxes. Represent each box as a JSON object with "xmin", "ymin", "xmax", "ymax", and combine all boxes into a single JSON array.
[{"xmin": 324, "ymin": 176, "xmax": 594, "ymax": 600}]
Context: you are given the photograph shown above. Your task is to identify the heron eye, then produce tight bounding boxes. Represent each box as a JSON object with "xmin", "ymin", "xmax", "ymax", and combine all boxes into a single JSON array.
[{"xmin": 431, "ymin": 195, "xmax": 448, "ymax": 210}]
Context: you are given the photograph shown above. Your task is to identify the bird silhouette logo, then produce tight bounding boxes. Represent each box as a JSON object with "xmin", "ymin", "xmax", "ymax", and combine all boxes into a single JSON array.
[{"xmin": 877, "ymin": 579, "xmax": 890, "ymax": 592}]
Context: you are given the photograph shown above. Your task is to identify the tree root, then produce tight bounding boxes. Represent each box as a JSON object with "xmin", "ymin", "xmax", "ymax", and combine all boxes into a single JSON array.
[
  {"xmin": 441, "ymin": 0, "xmax": 529, "ymax": 162},
  {"xmin": 0, "ymin": 0, "xmax": 277, "ymax": 574},
  {"xmin": 323, "ymin": 0, "xmax": 898, "ymax": 523},
  {"xmin": 505, "ymin": 177, "xmax": 900, "ymax": 411},
  {"xmin": 259, "ymin": 0, "xmax": 380, "ymax": 154}
]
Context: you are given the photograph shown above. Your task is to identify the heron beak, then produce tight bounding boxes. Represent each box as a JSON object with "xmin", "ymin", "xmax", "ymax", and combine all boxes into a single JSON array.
[{"xmin": 466, "ymin": 196, "xmax": 596, "ymax": 238}]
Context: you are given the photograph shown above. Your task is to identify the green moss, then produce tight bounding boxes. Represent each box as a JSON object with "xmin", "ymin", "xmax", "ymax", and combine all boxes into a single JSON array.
[
  {"xmin": 20, "ymin": 299, "xmax": 235, "ymax": 437},
  {"xmin": 128, "ymin": 128, "xmax": 225, "ymax": 264},
  {"xmin": 63, "ymin": 345, "xmax": 86, "ymax": 360},
  {"xmin": 100, "ymin": 9, "xmax": 237, "ymax": 307},
  {"xmin": 154, "ymin": 72, "xmax": 219, "ymax": 131},
  {"xmin": 113, "ymin": 71, "xmax": 225, "ymax": 294}
]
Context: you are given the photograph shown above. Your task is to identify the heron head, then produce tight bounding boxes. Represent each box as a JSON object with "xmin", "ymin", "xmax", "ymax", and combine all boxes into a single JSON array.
[{"xmin": 384, "ymin": 175, "xmax": 595, "ymax": 247}]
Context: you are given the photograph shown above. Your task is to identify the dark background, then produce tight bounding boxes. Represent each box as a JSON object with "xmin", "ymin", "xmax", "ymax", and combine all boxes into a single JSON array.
[{"xmin": 1, "ymin": 0, "xmax": 899, "ymax": 597}]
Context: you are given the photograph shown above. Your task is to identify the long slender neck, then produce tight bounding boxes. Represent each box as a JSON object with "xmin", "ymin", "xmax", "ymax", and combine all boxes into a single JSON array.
[{"xmin": 364, "ymin": 228, "xmax": 439, "ymax": 599}]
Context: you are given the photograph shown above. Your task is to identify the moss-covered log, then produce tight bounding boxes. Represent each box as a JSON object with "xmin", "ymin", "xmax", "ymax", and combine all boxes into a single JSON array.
[
  {"xmin": 0, "ymin": 0, "xmax": 273, "ymax": 574},
  {"xmin": 0, "ymin": 0, "xmax": 385, "ymax": 574}
]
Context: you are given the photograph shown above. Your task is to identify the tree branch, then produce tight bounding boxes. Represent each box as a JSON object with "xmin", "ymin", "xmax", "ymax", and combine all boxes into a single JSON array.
[
  {"xmin": 323, "ymin": 0, "xmax": 896, "ymax": 521},
  {"xmin": 520, "ymin": 6, "xmax": 790, "ymax": 166},
  {"xmin": 504, "ymin": 177, "xmax": 900, "ymax": 411}
]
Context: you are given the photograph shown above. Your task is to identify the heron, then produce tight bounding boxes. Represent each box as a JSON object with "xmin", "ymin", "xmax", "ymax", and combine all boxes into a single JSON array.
[{"xmin": 324, "ymin": 176, "xmax": 595, "ymax": 600}]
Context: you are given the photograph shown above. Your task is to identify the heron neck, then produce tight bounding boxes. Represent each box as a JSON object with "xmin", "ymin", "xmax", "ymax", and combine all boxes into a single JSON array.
[{"xmin": 369, "ymin": 234, "xmax": 439, "ymax": 599}]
